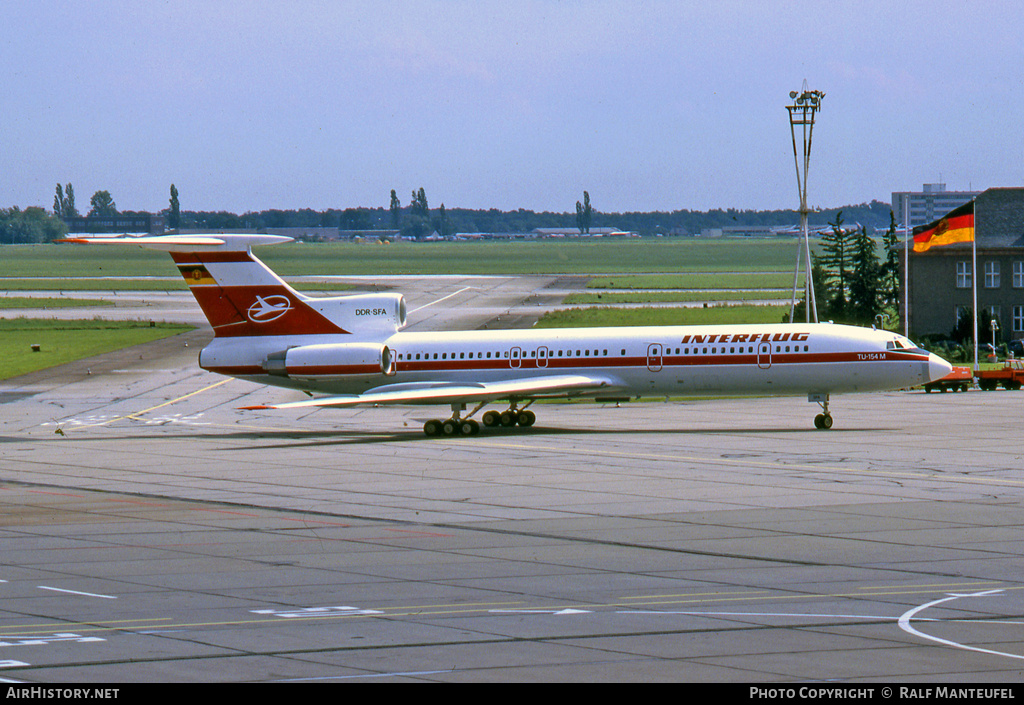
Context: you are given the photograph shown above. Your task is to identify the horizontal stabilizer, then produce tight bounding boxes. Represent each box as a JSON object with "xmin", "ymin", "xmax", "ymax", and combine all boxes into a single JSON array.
[{"xmin": 57, "ymin": 234, "xmax": 292, "ymax": 251}]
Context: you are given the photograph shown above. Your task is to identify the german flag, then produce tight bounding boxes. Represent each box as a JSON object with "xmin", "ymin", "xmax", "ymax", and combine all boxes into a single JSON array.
[{"xmin": 913, "ymin": 200, "xmax": 974, "ymax": 252}]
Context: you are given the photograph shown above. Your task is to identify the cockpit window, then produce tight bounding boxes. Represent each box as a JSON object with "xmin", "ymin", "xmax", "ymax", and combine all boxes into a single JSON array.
[{"xmin": 887, "ymin": 336, "xmax": 919, "ymax": 351}]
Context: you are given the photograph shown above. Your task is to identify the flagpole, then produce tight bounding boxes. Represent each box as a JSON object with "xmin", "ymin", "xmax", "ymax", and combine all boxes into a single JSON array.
[
  {"xmin": 973, "ymin": 200, "xmax": 979, "ymax": 371},
  {"xmin": 904, "ymin": 197, "xmax": 910, "ymax": 337},
  {"xmin": 910, "ymin": 198, "xmax": 977, "ymax": 358}
]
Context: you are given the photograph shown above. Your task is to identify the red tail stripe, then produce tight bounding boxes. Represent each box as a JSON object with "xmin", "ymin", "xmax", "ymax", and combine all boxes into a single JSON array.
[
  {"xmin": 188, "ymin": 286, "xmax": 350, "ymax": 337},
  {"xmin": 170, "ymin": 252, "xmax": 258, "ymax": 264}
]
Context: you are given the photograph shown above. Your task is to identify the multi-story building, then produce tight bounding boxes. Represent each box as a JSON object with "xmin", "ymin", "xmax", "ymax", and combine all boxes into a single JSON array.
[
  {"xmin": 64, "ymin": 213, "xmax": 165, "ymax": 234},
  {"xmin": 901, "ymin": 187, "xmax": 1024, "ymax": 344},
  {"xmin": 892, "ymin": 183, "xmax": 980, "ymax": 230}
]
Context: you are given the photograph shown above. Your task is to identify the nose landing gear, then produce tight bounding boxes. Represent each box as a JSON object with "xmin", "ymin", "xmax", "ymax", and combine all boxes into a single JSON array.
[{"xmin": 810, "ymin": 393, "xmax": 833, "ymax": 430}]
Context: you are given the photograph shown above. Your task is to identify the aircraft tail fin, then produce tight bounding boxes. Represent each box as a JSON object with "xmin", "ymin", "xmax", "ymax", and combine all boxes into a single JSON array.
[{"xmin": 59, "ymin": 234, "xmax": 405, "ymax": 338}]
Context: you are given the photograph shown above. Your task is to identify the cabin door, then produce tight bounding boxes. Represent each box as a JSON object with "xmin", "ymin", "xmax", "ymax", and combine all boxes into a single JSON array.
[
  {"xmin": 647, "ymin": 343, "xmax": 663, "ymax": 372},
  {"xmin": 757, "ymin": 342, "xmax": 772, "ymax": 369}
]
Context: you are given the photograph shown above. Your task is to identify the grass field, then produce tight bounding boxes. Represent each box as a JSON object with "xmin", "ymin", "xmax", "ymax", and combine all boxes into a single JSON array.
[
  {"xmin": 565, "ymin": 291, "xmax": 789, "ymax": 304},
  {"xmin": 585, "ymin": 272, "xmax": 795, "ymax": 289},
  {"xmin": 0, "ymin": 239, "xmax": 801, "ymax": 379},
  {"xmin": 0, "ymin": 319, "xmax": 193, "ymax": 381},
  {"xmin": 537, "ymin": 305, "xmax": 788, "ymax": 328},
  {"xmin": 0, "ymin": 296, "xmax": 112, "ymax": 309},
  {"xmin": 1, "ymin": 278, "xmax": 186, "ymax": 291},
  {"xmin": 3, "ymin": 238, "xmax": 802, "ymax": 282},
  {"xmin": 0, "ymin": 278, "xmax": 355, "ymax": 293}
]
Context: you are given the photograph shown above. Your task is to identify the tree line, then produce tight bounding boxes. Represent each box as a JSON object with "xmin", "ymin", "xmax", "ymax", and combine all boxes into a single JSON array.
[
  {"xmin": 2, "ymin": 184, "xmax": 131, "ymax": 243},
  {"xmin": 175, "ymin": 196, "xmax": 894, "ymax": 239},
  {"xmin": 2, "ymin": 182, "xmax": 896, "ymax": 244},
  {"xmin": 789, "ymin": 211, "xmax": 901, "ymax": 328}
]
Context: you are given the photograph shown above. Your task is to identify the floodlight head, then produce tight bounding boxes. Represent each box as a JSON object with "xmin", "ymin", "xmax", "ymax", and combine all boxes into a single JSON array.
[{"xmin": 790, "ymin": 91, "xmax": 798, "ymax": 99}]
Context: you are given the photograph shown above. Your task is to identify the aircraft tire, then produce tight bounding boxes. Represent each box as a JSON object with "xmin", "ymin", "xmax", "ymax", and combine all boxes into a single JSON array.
[
  {"xmin": 482, "ymin": 411, "xmax": 500, "ymax": 427},
  {"xmin": 814, "ymin": 413, "xmax": 833, "ymax": 430},
  {"xmin": 518, "ymin": 410, "xmax": 536, "ymax": 427},
  {"xmin": 500, "ymin": 410, "xmax": 518, "ymax": 427},
  {"xmin": 460, "ymin": 420, "xmax": 480, "ymax": 436},
  {"xmin": 424, "ymin": 420, "xmax": 442, "ymax": 436},
  {"xmin": 442, "ymin": 420, "xmax": 459, "ymax": 436}
]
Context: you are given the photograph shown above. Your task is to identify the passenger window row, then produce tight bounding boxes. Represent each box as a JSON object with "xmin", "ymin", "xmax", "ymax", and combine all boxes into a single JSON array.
[
  {"xmin": 396, "ymin": 348, "xmax": 618, "ymax": 361},
  {"xmin": 394, "ymin": 345, "xmax": 810, "ymax": 361}
]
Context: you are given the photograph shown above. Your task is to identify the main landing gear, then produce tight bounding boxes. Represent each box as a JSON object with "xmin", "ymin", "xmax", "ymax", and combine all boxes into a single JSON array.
[
  {"xmin": 810, "ymin": 393, "xmax": 834, "ymax": 430},
  {"xmin": 481, "ymin": 401, "xmax": 535, "ymax": 430},
  {"xmin": 423, "ymin": 416, "xmax": 479, "ymax": 437},
  {"xmin": 423, "ymin": 402, "xmax": 480, "ymax": 437},
  {"xmin": 422, "ymin": 402, "xmax": 536, "ymax": 437}
]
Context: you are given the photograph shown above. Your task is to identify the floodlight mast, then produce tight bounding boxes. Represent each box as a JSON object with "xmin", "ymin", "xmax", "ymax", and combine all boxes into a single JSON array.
[{"xmin": 787, "ymin": 80, "xmax": 824, "ymax": 324}]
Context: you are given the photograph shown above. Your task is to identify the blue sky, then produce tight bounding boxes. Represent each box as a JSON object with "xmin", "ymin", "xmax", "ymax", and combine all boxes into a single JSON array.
[{"xmin": 2, "ymin": 1, "xmax": 1022, "ymax": 215}]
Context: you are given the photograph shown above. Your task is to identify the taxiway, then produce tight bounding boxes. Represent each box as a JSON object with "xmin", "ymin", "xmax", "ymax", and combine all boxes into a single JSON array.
[{"xmin": 2, "ymin": 278, "xmax": 1024, "ymax": 682}]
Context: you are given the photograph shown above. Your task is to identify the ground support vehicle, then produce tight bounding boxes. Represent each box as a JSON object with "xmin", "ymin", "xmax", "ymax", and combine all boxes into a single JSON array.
[
  {"xmin": 975, "ymin": 360, "xmax": 1024, "ymax": 391},
  {"xmin": 924, "ymin": 366, "xmax": 973, "ymax": 393}
]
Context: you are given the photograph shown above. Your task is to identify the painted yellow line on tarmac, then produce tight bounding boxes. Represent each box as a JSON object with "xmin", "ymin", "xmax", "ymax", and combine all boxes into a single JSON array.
[
  {"xmin": 2, "ymin": 585, "xmax": 1020, "ymax": 637},
  {"xmin": 621, "ymin": 590, "xmax": 768, "ymax": 600},
  {"xmin": 855, "ymin": 582, "xmax": 1003, "ymax": 591},
  {"xmin": 72, "ymin": 378, "xmax": 233, "ymax": 428},
  {"xmin": 0, "ymin": 602, "xmax": 525, "ymax": 637}
]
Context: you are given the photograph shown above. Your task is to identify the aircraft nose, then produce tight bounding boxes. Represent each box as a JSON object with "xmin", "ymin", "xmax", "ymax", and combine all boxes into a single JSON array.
[{"xmin": 928, "ymin": 352, "xmax": 953, "ymax": 382}]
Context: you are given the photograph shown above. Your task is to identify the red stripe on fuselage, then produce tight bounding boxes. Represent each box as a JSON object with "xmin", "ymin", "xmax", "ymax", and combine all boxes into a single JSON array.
[{"xmin": 227, "ymin": 349, "xmax": 925, "ymax": 378}]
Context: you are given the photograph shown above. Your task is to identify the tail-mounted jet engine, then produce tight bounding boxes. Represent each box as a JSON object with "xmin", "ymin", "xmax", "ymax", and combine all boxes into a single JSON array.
[{"xmin": 263, "ymin": 343, "xmax": 396, "ymax": 379}]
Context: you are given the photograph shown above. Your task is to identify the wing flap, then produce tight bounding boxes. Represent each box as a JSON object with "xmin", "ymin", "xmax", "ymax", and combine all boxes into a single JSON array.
[{"xmin": 241, "ymin": 374, "xmax": 615, "ymax": 410}]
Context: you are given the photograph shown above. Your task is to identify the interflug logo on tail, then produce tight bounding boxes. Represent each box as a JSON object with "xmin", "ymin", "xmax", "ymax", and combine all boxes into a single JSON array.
[{"xmin": 247, "ymin": 295, "xmax": 293, "ymax": 323}]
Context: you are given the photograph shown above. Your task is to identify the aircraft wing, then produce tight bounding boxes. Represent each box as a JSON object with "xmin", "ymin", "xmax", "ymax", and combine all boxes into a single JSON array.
[{"xmin": 241, "ymin": 374, "xmax": 617, "ymax": 410}]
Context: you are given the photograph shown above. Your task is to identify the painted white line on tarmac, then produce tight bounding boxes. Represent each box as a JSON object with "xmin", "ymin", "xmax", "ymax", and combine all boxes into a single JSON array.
[
  {"xmin": 37, "ymin": 586, "xmax": 118, "ymax": 600},
  {"xmin": 898, "ymin": 589, "xmax": 1024, "ymax": 661},
  {"xmin": 408, "ymin": 286, "xmax": 474, "ymax": 313}
]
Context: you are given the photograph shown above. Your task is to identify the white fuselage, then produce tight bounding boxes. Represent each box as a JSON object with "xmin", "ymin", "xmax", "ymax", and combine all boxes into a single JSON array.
[
  {"xmin": 61, "ymin": 234, "xmax": 954, "ymax": 431},
  {"xmin": 199, "ymin": 322, "xmax": 948, "ymax": 401}
]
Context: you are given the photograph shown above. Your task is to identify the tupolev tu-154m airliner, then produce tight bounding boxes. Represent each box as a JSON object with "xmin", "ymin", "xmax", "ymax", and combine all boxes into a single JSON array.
[{"xmin": 62, "ymin": 234, "xmax": 952, "ymax": 435}]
